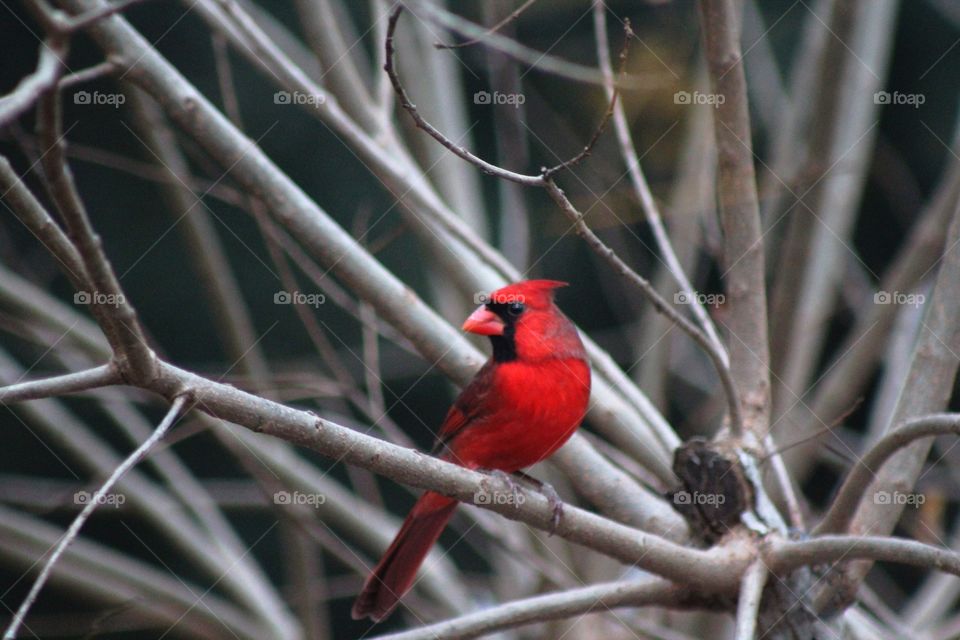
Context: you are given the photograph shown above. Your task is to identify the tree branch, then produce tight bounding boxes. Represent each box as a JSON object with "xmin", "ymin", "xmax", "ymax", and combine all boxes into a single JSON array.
[
  {"xmin": 815, "ymin": 414, "xmax": 960, "ymax": 535},
  {"xmin": 734, "ymin": 559, "xmax": 767, "ymax": 640},
  {"xmin": 4, "ymin": 394, "xmax": 189, "ymax": 640},
  {"xmin": 0, "ymin": 363, "xmax": 119, "ymax": 403},
  {"xmin": 697, "ymin": 0, "xmax": 771, "ymax": 438},
  {"xmin": 371, "ymin": 577, "xmax": 689, "ymax": 640}
]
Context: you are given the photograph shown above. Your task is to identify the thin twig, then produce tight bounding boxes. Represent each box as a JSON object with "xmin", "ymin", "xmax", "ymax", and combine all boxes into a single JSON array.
[
  {"xmin": 592, "ymin": 2, "xmax": 728, "ymax": 367},
  {"xmin": 386, "ymin": 4, "xmax": 744, "ymax": 435},
  {"xmin": 434, "ymin": 0, "xmax": 539, "ymax": 50},
  {"xmin": 406, "ymin": 0, "xmax": 666, "ymax": 91},
  {"xmin": 815, "ymin": 414, "xmax": 960, "ymax": 535},
  {"xmin": 4, "ymin": 395, "xmax": 189, "ymax": 640},
  {"xmin": 0, "ymin": 363, "xmax": 119, "ymax": 403}
]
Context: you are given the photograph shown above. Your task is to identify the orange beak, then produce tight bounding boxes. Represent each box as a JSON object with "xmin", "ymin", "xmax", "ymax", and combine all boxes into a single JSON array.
[{"xmin": 462, "ymin": 306, "xmax": 505, "ymax": 336}]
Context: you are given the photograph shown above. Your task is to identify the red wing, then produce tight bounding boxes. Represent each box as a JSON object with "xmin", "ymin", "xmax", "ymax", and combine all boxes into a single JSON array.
[{"xmin": 431, "ymin": 361, "xmax": 497, "ymax": 456}]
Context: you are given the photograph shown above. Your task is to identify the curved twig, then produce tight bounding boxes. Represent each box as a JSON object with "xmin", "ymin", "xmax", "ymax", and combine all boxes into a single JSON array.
[
  {"xmin": 768, "ymin": 534, "xmax": 960, "ymax": 582},
  {"xmin": 386, "ymin": 4, "xmax": 745, "ymax": 436},
  {"xmin": 814, "ymin": 413, "xmax": 960, "ymax": 535}
]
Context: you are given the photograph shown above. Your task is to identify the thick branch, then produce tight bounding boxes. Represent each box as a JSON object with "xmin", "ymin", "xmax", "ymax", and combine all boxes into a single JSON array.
[
  {"xmin": 144, "ymin": 360, "xmax": 751, "ymax": 590},
  {"xmin": 698, "ymin": 0, "xmax": 771, "ymax": 437},
  {"xmin": 734, "ymin": 559, "xmax": 768, "ymax": 640}
]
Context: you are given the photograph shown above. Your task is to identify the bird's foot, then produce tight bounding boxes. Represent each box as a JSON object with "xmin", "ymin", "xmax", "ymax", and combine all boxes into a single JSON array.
[
  {"xmin": 512, "ymin": 471, "xmax": 564, "ymax": 536},
  {"xmin": 479, "ymin": 469, "xmax": 522, "ymax": 508}
]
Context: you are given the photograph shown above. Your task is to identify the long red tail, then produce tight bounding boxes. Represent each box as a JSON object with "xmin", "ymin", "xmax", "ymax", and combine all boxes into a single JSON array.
[{"xmin": 351, "ymin": 491, "xmax": 458, "ymax": 622}]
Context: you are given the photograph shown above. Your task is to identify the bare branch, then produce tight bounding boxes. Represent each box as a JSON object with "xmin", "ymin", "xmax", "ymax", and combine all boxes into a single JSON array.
[
  {"xmin": 4, "ymin": 395, "xmax": 189, "ymax": 640},
  {"xmin": 406, "ymin": 0, "xmax": 665, "ymax": 91},
  {"xmin": 386, "ymin": 5, "xmax": 744, "ymax": 437},
  {"xmin": 36, "ymin": 84, "xmax": 158, "ymax": 384},
  {"xmin": 815, "ymin": 414, "xmax": 960, "ymax": 535},
  {"xmin": 434, "ymin": 0, "xmax": 538, "ymax": 50},
  {"xmin": 145, "ymin": 360, "xmax": 752, "ymax": 589},
  {"xmin": 768, "ymin": 535, "xmax": 960, "ymax": 582},
  {"xmin": 698, "ymin": 0, "xmax": 771, "ymax": 438},
  {"xmin": 592, "ymin": 1, "xmax": 728, "ymax": 367},
  {"xmin": 371, "ymin": 578, "xmax": 687, "ymax": 640},
  {"xmin": 0, "ymin": 42, "xmax": 64, "ymax": 129},
  {"xmin": 734, "ymin": 559, "xmax": 768, "ymax": 640},
  {"xmin": 0, "ymin": 363, "xmax": 118, "ymax": 403}
]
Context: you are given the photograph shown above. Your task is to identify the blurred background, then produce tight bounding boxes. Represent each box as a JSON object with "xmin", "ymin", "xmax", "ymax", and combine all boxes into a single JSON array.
[{"xmin": 1, "ymin": 0, "xmax": 959, "ymax": 637}]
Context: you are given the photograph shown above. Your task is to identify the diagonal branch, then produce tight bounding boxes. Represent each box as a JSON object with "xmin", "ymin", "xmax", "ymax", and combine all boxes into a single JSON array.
[
  {"xmin": 4, "ymin": 394, "xmax": 190, "ymax": 640},
  {"xmin": 815, "ymin": 414, "xmax": 960, "ymax": 535},
  {"xmin": 592, "ymin": 1, "xmax": 728, "ymax": 367},
  {"xmin": 35, "ymin": 79, "xmax": 157, "ymax": 384},
  {"xmin": 370, "ymin": 577, "xmax": 691, "ymax": 640}
]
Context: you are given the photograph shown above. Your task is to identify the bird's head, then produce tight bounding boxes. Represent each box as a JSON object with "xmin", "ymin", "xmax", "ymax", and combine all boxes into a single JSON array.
[{"xmin": 462, "ymin": 280, "xmax": 584, "ymax": 362}]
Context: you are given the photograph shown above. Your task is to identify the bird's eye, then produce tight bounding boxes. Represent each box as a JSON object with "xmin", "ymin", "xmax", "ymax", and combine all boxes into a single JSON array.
[{"xmin": 507, "ymin": 302, "xmax": 525, "ymax": 315}]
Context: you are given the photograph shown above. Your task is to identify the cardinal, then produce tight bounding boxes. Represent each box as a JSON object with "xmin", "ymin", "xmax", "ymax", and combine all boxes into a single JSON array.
[{"xmin": 352, "ymin": 279, "xmax": 591, "ymax": 622}]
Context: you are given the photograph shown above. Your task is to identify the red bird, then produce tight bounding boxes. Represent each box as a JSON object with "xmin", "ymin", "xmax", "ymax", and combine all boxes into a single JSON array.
[{"xmin": 351, "ymin": 280, "xmax": 591, "ymax": 622}]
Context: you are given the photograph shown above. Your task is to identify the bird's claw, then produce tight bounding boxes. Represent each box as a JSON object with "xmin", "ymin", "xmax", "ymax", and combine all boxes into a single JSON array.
[
  {"xmin": 488, "ymin": 469, "xmax": 522, "ymax": 507},
  {"xmin": 536, "ymin": 480, "xmax": 564, "ymax": 535}
]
